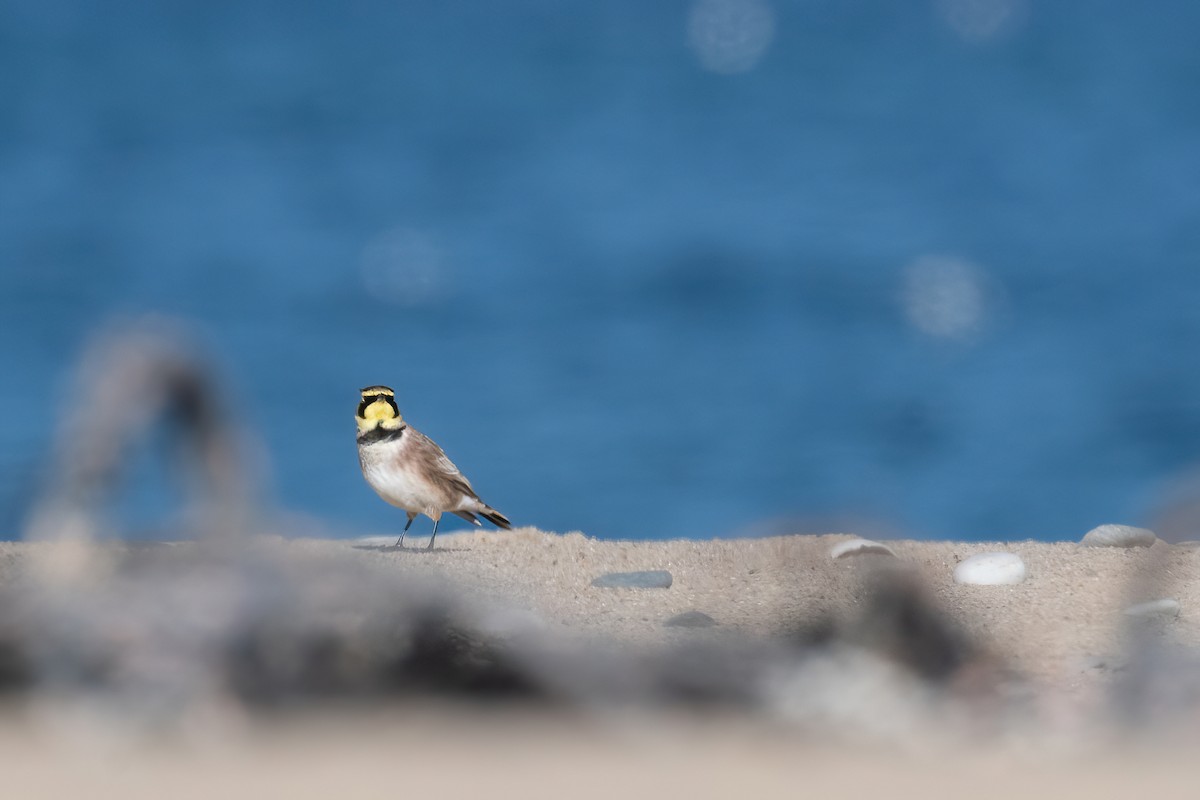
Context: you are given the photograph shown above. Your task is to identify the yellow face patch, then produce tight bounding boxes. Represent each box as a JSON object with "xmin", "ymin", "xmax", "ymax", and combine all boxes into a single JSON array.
[
  {"xmin": 356, "ymin": 392, "xmax": 404, "ymax": 433},
  {"xmin": 361, "ymin": 398, "xmax": 395, "ymax": 422}
]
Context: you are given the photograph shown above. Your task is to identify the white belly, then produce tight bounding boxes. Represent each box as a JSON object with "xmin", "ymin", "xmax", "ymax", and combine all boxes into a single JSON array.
[
  {"xmin": 359, "ymin": 435, "xmax": 467, "ymax": 516},
  {"xmin": 364, "ymin": 461, "xmax": 434, "ymax": 513}
]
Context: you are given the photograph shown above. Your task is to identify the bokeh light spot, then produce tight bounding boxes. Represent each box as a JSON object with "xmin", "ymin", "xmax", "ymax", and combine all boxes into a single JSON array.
[
  {"xmin": 360, "ymin": 227, "xmax": 446, "ymax": 307},
  {"xmin": 687, "ymin": 0, "xmax": 776, "ymax": 75},
  {"xmin": 935, "ymin": 0, "xmax": 1028, "ymax": 43},
  {"xmin": 901, "ymin": 255, "xmax": 992, "ymax": 340}
]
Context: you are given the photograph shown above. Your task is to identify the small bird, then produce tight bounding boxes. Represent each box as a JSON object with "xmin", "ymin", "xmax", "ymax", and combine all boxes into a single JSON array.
[{"xmin": 356, "ymin": 385, "xmax": 511, "ymax": 549}]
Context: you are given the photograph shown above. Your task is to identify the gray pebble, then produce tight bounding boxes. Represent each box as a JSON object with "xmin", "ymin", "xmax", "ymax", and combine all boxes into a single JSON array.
[
  {"xmin": 829, "ymin": 538, "xmax": 896, "ymax": 559},
  {"xmin": 1123, "ymin": 598, "xmax": 1180, "ymax": 619},
  {"xmin": 1077, "ymin": 655, "xmax": 1126, "ymax": 673},
  {"xmin": 664, "ymin": 610, "xmax": 717, "ymax": 628},
  {"xmin": 591, "ymin": 570, "xmax": 673, "ymax": 589},
  {"xmin": 1080, "ymin": 524, "xmax": 1157, "ymax": 548}
]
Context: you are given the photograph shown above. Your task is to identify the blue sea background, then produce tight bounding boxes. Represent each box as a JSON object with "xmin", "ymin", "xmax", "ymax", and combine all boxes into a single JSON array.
[{"xmin": 2, "ymin": 0, "xmax": 1198, "ymax": 541}]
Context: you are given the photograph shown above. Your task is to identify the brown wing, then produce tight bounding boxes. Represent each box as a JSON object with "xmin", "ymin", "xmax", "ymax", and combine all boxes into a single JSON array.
[{"xmin": 408, "ymin": 428, "xmax": 480, "ymax": 502}]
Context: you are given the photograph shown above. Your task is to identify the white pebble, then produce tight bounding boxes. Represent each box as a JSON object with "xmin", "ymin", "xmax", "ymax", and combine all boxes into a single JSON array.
[
  {"xmin": 953, "ymin": 552, "xmax": 1027, "ymax": 585},
  {"xmin": 1123, "ymin": 598, "xmax": 1180, "ymax": 619},
  {"xmin": 830, "ymin": 538, "xmax": 896, "ymax": 560},
  {"xmin": 1080, "ymin": 524, "xmax": 1157, "ymax": 548}
]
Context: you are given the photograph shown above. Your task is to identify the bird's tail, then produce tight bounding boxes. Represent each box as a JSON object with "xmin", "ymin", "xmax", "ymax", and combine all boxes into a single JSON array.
[{"xmin": 479, "ymin": 506, "xmax": 511, "ymax": 530}]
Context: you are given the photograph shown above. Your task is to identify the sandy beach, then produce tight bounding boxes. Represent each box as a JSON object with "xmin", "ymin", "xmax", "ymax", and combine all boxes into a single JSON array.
[
  {"xmin": 1, "ymin": 528, "xmax": 1198, "ymax": 798},
  {"xmin": 311, "ymin": 528, "xmax": 1200, "ymax": 682}
]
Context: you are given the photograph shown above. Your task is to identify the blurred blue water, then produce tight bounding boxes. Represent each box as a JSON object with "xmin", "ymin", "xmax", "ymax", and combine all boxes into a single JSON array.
[{"xmin": 2, "ymin": 0, "xmax": 1199, "ymax": 540}]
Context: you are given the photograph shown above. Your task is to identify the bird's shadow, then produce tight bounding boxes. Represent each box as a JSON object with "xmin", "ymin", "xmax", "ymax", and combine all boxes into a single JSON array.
[{"xmin": 351, "ymin": 544, "xmax": 468, "ymax": 554}]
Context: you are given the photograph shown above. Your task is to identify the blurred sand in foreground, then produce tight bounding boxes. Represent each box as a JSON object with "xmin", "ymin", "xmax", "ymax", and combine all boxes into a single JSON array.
[
  {"xmin": 0, "ymin": 712, "xmax": 1195, "ymax": 800},
  {"xmin": 1, "ymin": 529, "xmax": 1199, "ymax": 799}
]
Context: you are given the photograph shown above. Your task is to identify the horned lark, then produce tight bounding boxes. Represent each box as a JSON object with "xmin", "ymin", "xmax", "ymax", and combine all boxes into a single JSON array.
[{"xmin": 356, "ymin": 385, "xmax": 511, "ymax": 549}]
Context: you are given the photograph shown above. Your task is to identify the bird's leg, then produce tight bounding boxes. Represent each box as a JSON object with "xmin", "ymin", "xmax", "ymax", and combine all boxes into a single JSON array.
[
  {"xmin": 396, "ymin": 512, "xmax": 416, "ymax": 548},
  {"xmin": 427, "ymin": 516, "xmax": 440, "ymax": 550}
]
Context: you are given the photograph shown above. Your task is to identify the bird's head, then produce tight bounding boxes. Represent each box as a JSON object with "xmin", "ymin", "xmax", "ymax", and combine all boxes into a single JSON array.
[{"xmin": 356, "ymin": 385, "xmax": 404, "ymax": 435}]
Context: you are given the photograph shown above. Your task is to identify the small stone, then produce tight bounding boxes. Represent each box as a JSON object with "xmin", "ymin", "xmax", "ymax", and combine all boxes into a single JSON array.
[
  {"xmin": 591, "ymin": 570, "xmax": 673, "ymax": 589},
  {"xmin": 830, "ymin": 538, "xmax": 896, "ymax": 559},
  {"xmin": 1076, "ymin": 655, "xmax": 1125, "ymax": 673},
  {"xmin": 1123, "ymin": 598, "xmax": 1180, "ymax": 619},
  {"xmin": 1080, "ymin": 524, "xmax": 1157, "ymax": 548},
  {"xmin": 953, "ymin": 552, "xmax": 1027, "ymax": 585},
  {"xmin": 664, "ymin": 610, "xmax": 717, "ymax": 628}
]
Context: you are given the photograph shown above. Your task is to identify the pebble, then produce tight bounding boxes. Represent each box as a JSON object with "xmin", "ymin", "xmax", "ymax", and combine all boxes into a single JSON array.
[
  {"xmin": 829, "ymin": 538, "xmax": 896, "ymax": 560},
  {"xmin": 664, "ymin": 610, "xmax": 717, "ymax": 628},
  {"xmin": 591, "ymin": 570, "xmax": 673, "ymax": 589},
  {"xmin": 1123, "ymin": 598, "xmax": 1180, "ymax": 619},
  {"xmin": 1080, "ymin": 524, "xmax": 1157, "ymax": 548},
  {"xmin": 1077, "ymin": 655, "xmax": 1125, "ymax": 673},
  {"xmin": 953, "ymin": 552, "xmax": 1027, "ymax": 585}
]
